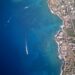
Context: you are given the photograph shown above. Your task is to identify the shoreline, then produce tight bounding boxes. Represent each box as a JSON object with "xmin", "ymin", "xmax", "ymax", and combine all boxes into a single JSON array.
[
  {"xmin": 55, "ymin": 26, "xmax": 64, "ymax": 75},
  {"xmin": 47, "ymin": 0, "xmax": 65, "ymax": 75},
  {"xmin": 48, "ymin": 0, "xmax": 75, "ymax": 75}
]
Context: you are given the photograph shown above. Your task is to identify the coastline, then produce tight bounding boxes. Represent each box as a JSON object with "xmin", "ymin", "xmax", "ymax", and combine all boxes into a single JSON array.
[
  {"xmin": 55, "ymin": 19, "xmax": 64, "ymax": 75},
  {"xmin": 48, "ymin": 0, "xmax": 75, "ymax": 75},
  {"xmin": 47, "ymin": 0, "xmax": 64, "ymax": 75},
  {"xmin": 55, "ymin": 25, "xmax": 65, "ymax": 75}
]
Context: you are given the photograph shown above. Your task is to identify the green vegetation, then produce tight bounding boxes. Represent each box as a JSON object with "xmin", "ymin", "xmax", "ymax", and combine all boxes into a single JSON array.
[
  {"xmin": 72, "ymin": 19, "xmax": 75, "ymax": 28},
  {"xmin": 71, "ymin": 39, "xmax": 75, "ymax": 43},
  {"xmin": 73, "ymin": 50, "xmax": 75, "ymax": 54},
  {"xmin": 65, "ymin": 28, "xmax": 75, "ymax": 37}
]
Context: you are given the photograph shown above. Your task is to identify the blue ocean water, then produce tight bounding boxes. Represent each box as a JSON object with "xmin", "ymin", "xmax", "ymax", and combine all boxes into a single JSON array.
[{"xmin": 1, "ymin": 0, "xmax": 62, "ymax": 75}]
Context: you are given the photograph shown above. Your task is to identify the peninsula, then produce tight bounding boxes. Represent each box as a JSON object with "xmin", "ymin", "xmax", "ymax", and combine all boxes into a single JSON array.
[{"xmin": 48, "ymin": 0, "xmax": 75, "ymax": 75}]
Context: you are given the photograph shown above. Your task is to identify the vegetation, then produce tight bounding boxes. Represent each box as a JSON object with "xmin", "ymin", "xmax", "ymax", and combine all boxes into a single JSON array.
[
  {"xmin": 65, "ymin": 28, "xmax": 75, "ymax": 37},
  {"xmin": 72, "ymin": 19, "xmax": 75, "ymax": 28}
]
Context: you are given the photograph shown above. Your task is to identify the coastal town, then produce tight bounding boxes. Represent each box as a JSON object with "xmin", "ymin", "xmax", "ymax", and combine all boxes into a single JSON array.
[{"xmin": 48, "ymin": 0, "xmax": 75, "ymax": 75}]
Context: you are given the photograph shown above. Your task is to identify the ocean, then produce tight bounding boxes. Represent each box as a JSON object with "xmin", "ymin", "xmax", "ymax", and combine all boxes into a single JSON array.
[{"xmin": 1, "ymin": 0, "xmax": 62, "ymax": 75}]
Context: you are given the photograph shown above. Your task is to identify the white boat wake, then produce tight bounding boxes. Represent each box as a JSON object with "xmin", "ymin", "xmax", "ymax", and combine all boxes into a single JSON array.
[
  {"xmin": 25, "ymin": 42, "xmax": 29, "ymax": 55},
  {"xmin": 24, "ymin": 6, "xmax": 29, "ymax": 9}
]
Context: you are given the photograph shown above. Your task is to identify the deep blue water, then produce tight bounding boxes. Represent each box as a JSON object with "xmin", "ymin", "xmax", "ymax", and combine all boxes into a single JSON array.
[{"xmin": 1, "ymin": 0, "xmax": 62, "ymax": 75}]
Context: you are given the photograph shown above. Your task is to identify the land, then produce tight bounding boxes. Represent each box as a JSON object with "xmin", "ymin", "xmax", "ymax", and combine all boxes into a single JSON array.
[{"xmin": 48, "ymin": 0, "xmax": 75, "ymax": 75}]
